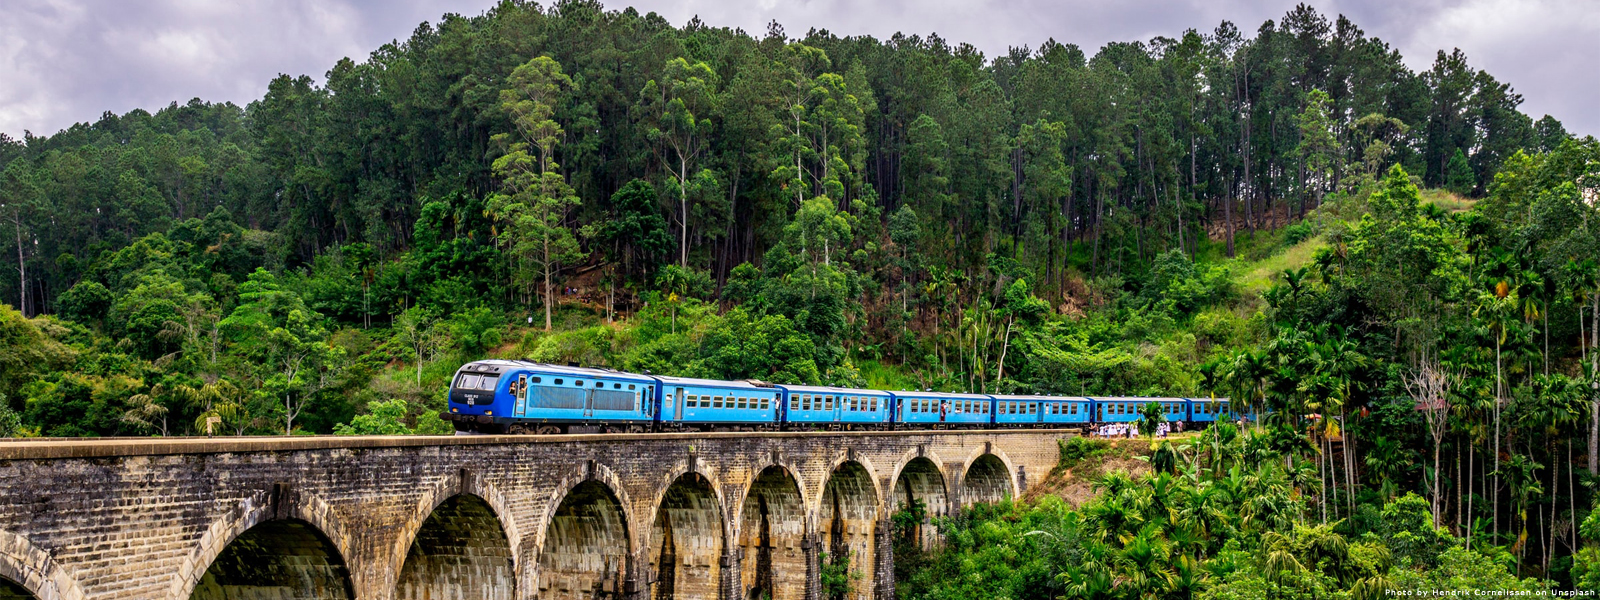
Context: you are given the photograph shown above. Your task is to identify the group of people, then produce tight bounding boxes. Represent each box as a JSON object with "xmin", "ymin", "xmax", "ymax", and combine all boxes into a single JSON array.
[{"xmin": 1091, "ymin": 420, "xmax": 1182, "ymax": 438}]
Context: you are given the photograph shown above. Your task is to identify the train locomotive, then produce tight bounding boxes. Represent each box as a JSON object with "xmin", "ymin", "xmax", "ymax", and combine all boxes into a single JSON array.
[{"xmin": 442, "ymin": 360, "xmax": 1244, "ymax": 434}]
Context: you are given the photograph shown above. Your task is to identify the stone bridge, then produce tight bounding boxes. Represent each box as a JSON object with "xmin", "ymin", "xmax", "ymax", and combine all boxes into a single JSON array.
[{"xmin": 0, "ymin": 430, "xmax": 1066, "ymax": 600}]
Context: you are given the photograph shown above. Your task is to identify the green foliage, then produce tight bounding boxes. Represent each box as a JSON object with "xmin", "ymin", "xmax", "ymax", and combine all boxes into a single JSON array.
[
  {"xmin": 1058, "ymin": 436, "xmax": 1112, "ymax": 470},
  {"xmin": 332, "ymin": 398, "xmax": 417, "ymax": 436},
  {"xmin": 1445, "ymin": 148, "xmax": 1476, "ymax": 196}
]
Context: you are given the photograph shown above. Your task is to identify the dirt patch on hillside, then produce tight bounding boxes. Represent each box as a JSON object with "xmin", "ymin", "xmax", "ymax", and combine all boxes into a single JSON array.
[{"xmin": 1023, "ymin": 437, "xmax": 1156, "ymax": 507}]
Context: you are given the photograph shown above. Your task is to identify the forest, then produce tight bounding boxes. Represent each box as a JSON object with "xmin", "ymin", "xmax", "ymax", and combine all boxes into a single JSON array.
[{"xmin": 1, "ymin": 0, "xmax": 1598, "ymax": 594}]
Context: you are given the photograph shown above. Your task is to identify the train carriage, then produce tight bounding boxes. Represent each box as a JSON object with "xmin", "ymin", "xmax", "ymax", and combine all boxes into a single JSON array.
[
  {"xmin": 1189, "ymin": 397, "xmax": 1238, "ymax": 424},
  {"xmin": 990, "ymin": 395, "xmax": 1043, "ymax": 427},
  {"xmin": 446, "ymin": 361, "xmax": 657, "ymax": 434},
  {"xmin": 892, "ymin": 391, "xmax": 993, "ymax": 428},
  {"xmin": 776, "ymin": 385, "xmax": 892, "ymax": 430},
  {"xmin": 1091, "ymin": 396, "xmax": 1189, "ymax": 426},
  {"xmin": 991, "ymin": 394, "xmax": 1092, "ymax": 428},
  {"xmin": 656, "ymin": 375, "xmax": 782, "ymax": 431}
]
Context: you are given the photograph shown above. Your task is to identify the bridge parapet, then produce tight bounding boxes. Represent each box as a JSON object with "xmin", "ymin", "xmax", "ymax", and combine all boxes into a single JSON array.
[{"xmin": 0, "ymin": 430, "xmax": 1066, "ymax": 600}]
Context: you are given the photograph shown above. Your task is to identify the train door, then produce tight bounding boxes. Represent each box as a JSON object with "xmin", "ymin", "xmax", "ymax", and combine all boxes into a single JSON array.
[
  {"xmin": 514, "ymin": 374, "xmax": 529, "ymax": 416},
  {"xmin": 673, "ymin": 387, "xmax": 686, "ymax": 422},
  {"xmin": 583, "ymin": 386, "xmax": 596, "ymax": 418}
]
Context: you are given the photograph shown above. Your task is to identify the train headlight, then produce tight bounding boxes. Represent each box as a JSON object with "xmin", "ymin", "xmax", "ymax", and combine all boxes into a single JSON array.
[
  {"xmin": 485, "ymin": 410, "xmax": 493, "ymax": 415},
  {"xmin": 451, "ymin": 408, "xmax": 458, "ymax": 413}
]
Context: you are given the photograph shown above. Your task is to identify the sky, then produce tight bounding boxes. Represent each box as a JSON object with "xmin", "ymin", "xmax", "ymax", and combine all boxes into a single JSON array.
[{"xmin": 2, "ymin": 0, "xmax": 1596, "ymax": 140}]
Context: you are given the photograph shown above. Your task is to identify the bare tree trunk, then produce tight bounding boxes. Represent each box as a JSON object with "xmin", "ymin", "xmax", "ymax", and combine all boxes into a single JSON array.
[
  {"xmin": 1591, "ymin": 294, "xmax": 1599, "ymax": 476},
  {"xmin": 1345, "ymin": 407, "xmax": 1356, "ymax": 518},
  {"xmin": 1467, "ymin": 442, "xmax": 1476, "ymax": 549},
  {"xmin": 13, "ymin": 217, "xmax": 26, "ymax": 317},
  {"xmin": 1495, "ymin": 338, "xmax": 1503, "ymax": 537},
  {"xmin": 544, "ymin": 236, "xmax": 553, "ymax": 331},
  {"xmin": 680, "ymin": 156, "xmax": 689, "ymax": 268}
]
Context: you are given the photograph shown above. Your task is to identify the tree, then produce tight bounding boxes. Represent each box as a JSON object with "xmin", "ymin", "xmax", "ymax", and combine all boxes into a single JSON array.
[
  {"xmin": 1404, "ymin": 353, "xmax": 1463, "ymax": 525},
  {"xmin": 0, "ymin": 161, "xmax": 40, "ymax": 317},
  {"xmin": 486, "ymin": 56, "xmax": 586, "ymax": 330},
  {"xmin": 1295, "ymin": 89, "xmax": 1337, "ymax": 210},
  {"xmin": 333, "ymin": 398, "xmax": 416, "ymax": 435},
  {"xmin": 1446, "ymin": 148, "xmax": 1476, "ymax": 196},
  {"xmin": 394, "ymin": 307, "xmax": 446, "ymax": 385},
  {"xmin": 639, "ymin": 58, "xmax": 721, "ymax": 267},
  {"xmin": 1138, "ymin": 401, "xmax": 1168, "ymax": 439}
]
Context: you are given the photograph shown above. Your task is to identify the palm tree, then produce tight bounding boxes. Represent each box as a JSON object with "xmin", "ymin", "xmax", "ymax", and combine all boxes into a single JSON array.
[
  {"xmin": 1500, "ymin": 453, "xmax": 1544, "ymax": 570},
  {"xmin": 1475, "ymin": 282, "xmax": 1520, "ymax": 538},
  {"xmin": 1138, "ymin": 401, "xmax": 1167, "ymax": 440}
]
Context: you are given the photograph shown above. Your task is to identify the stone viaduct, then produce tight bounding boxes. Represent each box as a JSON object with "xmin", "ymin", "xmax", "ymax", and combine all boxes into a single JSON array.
[{"xmin": 0, "ymin": 430, "xmax": 1066, "ymax": 600}]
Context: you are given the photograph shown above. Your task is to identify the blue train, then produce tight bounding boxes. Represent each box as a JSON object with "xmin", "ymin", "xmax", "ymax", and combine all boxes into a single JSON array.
[{"xmin": 441, "ymin": 360, "xmax": 1243, "ymax": 434}]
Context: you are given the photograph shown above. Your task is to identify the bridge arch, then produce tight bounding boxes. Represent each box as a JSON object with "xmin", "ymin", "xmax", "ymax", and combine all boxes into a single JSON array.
[
  {"xmin": 389, "ymin": 471, "xmax": 520, "ymax": 595},
  {"xmin": 958, "ymin": 447, "xmax": 1020, "ymax": 507},
  {"xmin": 818, "ymin": 456, "xmax": 880, "ymax": 600},
  {"xmin": 733, "ymin": 462, "xmax": 809, "ymax": 600},
  {"xmin": 170, "ymin": 488, "xmax": 355, "ymax": 600},
  {"xmin": 394, "ymin": 476, "xmax": 516, "ymax": 600},
  {"xmin": 529, "ymin": 463, "xmax": 636, "ymax": 600},
  {"xmin": 644, "ymin": 466, "xmax": 727, "ymax": 600},
  {"xmin": 0, "ymin": 529, "xmax": 87, "ymax": 600},
  {"xmin": 888, "ymin": 449, "xmax": 952, "ymax": 552}
]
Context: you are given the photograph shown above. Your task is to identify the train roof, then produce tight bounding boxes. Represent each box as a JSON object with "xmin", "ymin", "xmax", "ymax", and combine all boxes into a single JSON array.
[
  {"xmin": 990, "ymin": 394, "xmax": 1092, "ymax": 402},
  {"xmin": 1089, "ymin": 396, "xmax": 1191, "ymax": 402},
  {"xmin": 651, "ymin": 374, "xmax": 778, "ymax": 391},
  {"xmin": 457, "ymin": 360, "xmax": 653, "ymax": 380},
  {"xmin": 773, "ymin": 384, "xmax": 892, "ymax": 396},
  {"xmin": 890, "ymin": 390, "xmax": 993, "ymax": 400}
]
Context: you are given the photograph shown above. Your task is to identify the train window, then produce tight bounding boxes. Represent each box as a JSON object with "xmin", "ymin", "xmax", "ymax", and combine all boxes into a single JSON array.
[
  {"xmin": 715, "ymin": 396, "xmax": 725, "ymax": 408},
  {"xmin": 826, "ymin": 397, "xmax": 835, "ymax": 410},
  {"xmin": 789, "ymin": 397, "xmax": 798, "ymax": 410},
  {"xmin": 628, "ymin": 384, "xmax": 635, "ymax": 390},
  {"xmin": 575, "ymin": 380, "xmax": 583, "ymax": 386},
  {"xmin": 761, "ymin": 398, "xmax": 769, "ymax": 410},
  {"xmin": 804, "ymin": 396, "xmax": 813, "ymax": 410},
  {"xmin": 555, "ymin": 379, "xmax": 564, "ymax": 385},
  {"xmin": 1030, "ymin": 403, "xmax": 1037, "ymax": 414},
  {"xmin": 740, "ymin": 398, "xmax": 749, "ymax": 409},
  {"xmin": 1071, "ymin": 404, "xmax": 1078, "ymax": 415},
  {"xmin": 532, "ymin": 377, "xmax": 542, "ymax": 384},
  {"xmin": 870, "ymin": 398, "xmax": 878, "ymax": 412},
  {"xmin": 614, "ymin": 383, "xmax": 621, "ymax": 389}
]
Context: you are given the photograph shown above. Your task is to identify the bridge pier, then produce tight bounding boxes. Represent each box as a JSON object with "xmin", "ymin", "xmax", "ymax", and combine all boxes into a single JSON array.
[{"xmin": 0, "ymin": 430, "xmax": 1063, "ymax": 600}]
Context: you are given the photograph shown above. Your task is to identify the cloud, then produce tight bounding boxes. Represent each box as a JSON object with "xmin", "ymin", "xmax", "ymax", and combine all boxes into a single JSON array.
[{"xmin": 0, "ymin": 0, "xmax": 1594, "ymax": 138}]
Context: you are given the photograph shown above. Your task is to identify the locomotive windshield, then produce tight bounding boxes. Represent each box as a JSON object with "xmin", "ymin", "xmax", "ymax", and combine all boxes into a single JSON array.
[{"xmin": 454, "ymin": 373, "xmax": 500, "ymax": 391}]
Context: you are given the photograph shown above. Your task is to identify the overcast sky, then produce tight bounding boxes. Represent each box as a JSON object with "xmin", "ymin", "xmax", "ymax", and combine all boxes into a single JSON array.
[{"xmin": 2, "ymin": 0, "xmax": 1595, "ymax": 140}]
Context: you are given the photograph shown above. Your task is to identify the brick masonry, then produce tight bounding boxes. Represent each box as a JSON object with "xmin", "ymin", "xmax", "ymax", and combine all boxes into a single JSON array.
[{"xmin": 0, "ymin": 430, "xmax": 1065, "ymax": 600}]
